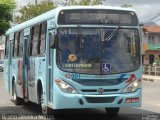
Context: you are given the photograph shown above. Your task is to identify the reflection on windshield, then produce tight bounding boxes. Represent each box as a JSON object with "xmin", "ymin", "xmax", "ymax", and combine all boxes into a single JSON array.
[{"xmin": 57, "ymin": 28, "xmax": 140, "ymax": 74}]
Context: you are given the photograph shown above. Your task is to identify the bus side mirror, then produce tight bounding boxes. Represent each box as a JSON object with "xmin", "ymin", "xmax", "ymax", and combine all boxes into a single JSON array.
[{"xmin": 50, "ymin": 30, "xmax": 57, "ymax": 48}]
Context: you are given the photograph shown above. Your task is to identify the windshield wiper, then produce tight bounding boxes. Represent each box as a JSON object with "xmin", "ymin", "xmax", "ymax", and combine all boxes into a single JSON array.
[{"xmin": 104, "ymin": 25, "xmax": 121, "ymax": 42}]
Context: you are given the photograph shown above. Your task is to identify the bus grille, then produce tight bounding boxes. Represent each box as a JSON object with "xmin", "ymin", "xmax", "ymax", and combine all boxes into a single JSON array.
[
  {"xmin": 85, "ymin": 97, "xmax": 115, "ymax": 103},
  {"xmin": 81, "ymin": 89, "xmax": 119, "ymax": 93}
]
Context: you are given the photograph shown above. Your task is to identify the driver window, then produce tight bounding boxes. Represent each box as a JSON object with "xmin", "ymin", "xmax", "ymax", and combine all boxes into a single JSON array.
[{"xmin": 49, "ymin": 30, "xmax": 57, "ymax": 48}]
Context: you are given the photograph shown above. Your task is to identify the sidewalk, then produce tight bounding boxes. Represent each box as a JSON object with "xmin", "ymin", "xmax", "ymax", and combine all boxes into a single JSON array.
[{"xmin": 142, "ymin": 74, "xmax": 160, "ymax": 83}]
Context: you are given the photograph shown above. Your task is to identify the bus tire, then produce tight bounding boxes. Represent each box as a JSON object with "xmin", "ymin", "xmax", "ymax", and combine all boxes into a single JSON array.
[
  {"xmin": 13, "ymin": 83, "xmax": 23, "ymax": 105},
  {"xmin": 105, "ymin": 107, "xmax": 119, "ymax": 116},
  {"xmin": 40, "ymin": 90, "xmax": 52, "ymax": 115}
]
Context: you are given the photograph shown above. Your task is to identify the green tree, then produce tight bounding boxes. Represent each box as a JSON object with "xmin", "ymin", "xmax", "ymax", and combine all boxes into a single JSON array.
[
  {"xmin": 0, "ymin": 0, "xmax": 15, "ymax": 35},
  {"xmin": 121, "ymin": 4, "xmax": 132, "ymax": 8},
  {"xmin": 0, "ymin": 0, "xmax": 15, "ymax": 10},
  {"xmin": 65, "ymin": 0, "xmax": 103, "ymax": 5},
  {"xmin": 14, "ymin": 0, "xmax": 103, "ymax": 23},
  {"xmin": 14, "ymin": 0, "xmax": 56, "ymax": 23}
]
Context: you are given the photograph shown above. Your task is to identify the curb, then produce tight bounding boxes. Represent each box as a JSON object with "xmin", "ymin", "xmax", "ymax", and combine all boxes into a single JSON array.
[{"xmin": 142, "ymin": 75, "xmax": 160, "ymax": 83}]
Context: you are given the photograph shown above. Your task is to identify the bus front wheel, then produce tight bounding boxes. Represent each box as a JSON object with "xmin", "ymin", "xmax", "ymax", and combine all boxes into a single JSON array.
[{"xmin": 105, "ymin": 108, "xmax": 120, "ymax": 116}]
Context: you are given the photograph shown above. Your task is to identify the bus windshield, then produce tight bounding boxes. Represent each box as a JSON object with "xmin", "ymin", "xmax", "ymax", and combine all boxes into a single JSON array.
[{"xmin": 57, "ymin": 28, "xmax": 140, "ymax": 74}]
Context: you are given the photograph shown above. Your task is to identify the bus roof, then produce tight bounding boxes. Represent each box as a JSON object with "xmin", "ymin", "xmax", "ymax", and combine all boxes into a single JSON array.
[{"xmin": 6, "ymin": 5, "xmax": 137, "ymax": 35}]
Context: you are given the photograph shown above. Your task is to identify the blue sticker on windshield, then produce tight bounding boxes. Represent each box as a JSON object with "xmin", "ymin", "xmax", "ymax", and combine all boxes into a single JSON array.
[{"xmin": 102, "ymin": 63, "xmax": 111, "ymax": 73}]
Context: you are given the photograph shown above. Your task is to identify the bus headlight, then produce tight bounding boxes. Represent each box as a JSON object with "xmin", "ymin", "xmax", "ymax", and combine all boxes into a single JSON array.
[
  {"xmin": 55, "ymin": 79, "xmax": 78, "ymax": 94},
  {"xmin": 123, "ymin": 79, "xmax": 141, "ymax": 93}
]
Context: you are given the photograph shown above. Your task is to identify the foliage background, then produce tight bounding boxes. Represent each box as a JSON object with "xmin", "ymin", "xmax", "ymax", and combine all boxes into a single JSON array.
[
  {"xmin": 0, "ymin": 0, "xmax": 15, "ymax": 35},
  {"xmin": 14, "ymin": 0, "xmax": 103, "ymax": 23}
]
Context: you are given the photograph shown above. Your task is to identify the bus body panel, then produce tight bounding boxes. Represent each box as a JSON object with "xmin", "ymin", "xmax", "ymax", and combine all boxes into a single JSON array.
[
  {"xmin": 52, "ymin": 87, "xmax": 141, "ymax": 109},
  {"xmin": 33, "ymin": 56, "xmax": 46, "ymax": 103},
  {"xmin": 3, "ymin": 33, "xmax": 14, "ymax": 94},
  {"xmin": 27, "ymin": 57, "xmax": 37, "ymax": 102},
  {"xmin": 12, "ymin": 58, "xmax": 23, "ymax": 98},
  {"xmin": 51, "ymin": 52, "xmax": 142, "ymax": 109},
  {"xmin": 3, "ymin": 59, "xmax": 9, "ymax": 92}
]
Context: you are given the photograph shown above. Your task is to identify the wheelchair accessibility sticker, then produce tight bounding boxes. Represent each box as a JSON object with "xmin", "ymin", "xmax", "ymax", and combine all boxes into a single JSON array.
[{"xmin": 102, "ymin": 63, "xmax": 111, "ymax": 73}]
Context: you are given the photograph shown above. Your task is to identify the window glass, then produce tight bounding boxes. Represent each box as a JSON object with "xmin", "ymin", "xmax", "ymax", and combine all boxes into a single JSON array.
[
  {"xmin": 18, "ymin": 31, "xmax": 24, "ymax": 57},
  {"xmin": 57, "ymin": 28, "xmax": 140, "ymax": 74},
  {"xmin": 29, "ymin": 27, "xmax": 34, "ymax": 56},
  {"xmin": 29, "ymin": 25, "xmax": 41, "ymax": 56},
  {"xmin": 5, "ymin": 36, "xmax": 9, "ymax": 58},
  {"xmin": 32, "ymin": 26, "xmax": 39, "ymax": 55},
  {"xmin": 14, "ymin": 32, "xmax": 19, "ymax": 57},
  {"xmin": 38, "ymin": 22, "xmax": 46, "ymax": 55}
]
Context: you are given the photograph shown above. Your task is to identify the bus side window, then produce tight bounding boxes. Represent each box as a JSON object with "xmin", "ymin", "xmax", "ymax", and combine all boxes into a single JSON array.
[
  {"xmin": 29, "ymin": 27, "xmax": 34, "ymax": 56},
  {"xmin": 32, "ymin": 26, "xmax": 39, "ymax": 56},
  {"xmin": 37, "ymin": 22, "xmax": 46, "ymax": 55},
  {"xmin": 18, "ymin": 31, "xmax": 24, "ymax": 57},
  {"xmin": 12, "ymin": 34, "xmax": 15, "ymax": 57},
  {"xmin": 17, "ymin": 32, "xmax": 21, "ymax": 57},
  {"xmin": 4, "ymin": 36, "xmax": 9, "ymax": 58},
  {"xmin": 14, "ymin": 32, "xmax": 18, "ymax": 57}
]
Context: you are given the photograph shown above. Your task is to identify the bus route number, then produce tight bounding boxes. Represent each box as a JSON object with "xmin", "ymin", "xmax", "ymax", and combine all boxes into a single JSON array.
[{"xmin": 65, "ymin": 73, "xmax": 80, "ymax": 79}]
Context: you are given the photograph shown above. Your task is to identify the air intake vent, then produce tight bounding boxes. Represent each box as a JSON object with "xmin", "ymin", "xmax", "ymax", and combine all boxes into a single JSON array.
[
  {"xmin": 81, "ymin": 89, "xmax": 119, "ymax": 92},
  {"xmin": 85, "ymin": 97, "xmax": 115, "ymax": 103}
]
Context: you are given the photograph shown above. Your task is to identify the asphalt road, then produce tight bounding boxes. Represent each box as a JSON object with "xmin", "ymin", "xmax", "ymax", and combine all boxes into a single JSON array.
[{"xmin": 0, "ymin": 72, "xmax": 160, "ymax": 120}]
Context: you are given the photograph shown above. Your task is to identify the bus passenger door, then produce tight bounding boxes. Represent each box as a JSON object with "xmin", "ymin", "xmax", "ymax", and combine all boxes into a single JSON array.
[
  {"xmin": 22, "ymin": 36, "xmax": 29, "ymax": 100},
  {"xmin": 48, "ymin": 30, "xmax": 56, "ymax": 103},
  {"xmin": 8, "ymin": 34, "xmax": 14, "ymax": 93}
]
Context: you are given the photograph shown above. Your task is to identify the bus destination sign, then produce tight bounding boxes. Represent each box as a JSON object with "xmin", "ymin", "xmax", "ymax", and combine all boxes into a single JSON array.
[{"xmin": 58, "ymin": 9, "xmax": 138, "ymax": 26}]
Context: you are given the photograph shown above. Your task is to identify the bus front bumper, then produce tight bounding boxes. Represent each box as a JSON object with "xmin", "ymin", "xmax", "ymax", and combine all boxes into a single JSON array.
[{"xmin": 53, "ymin": 88, "xmax": 142, "ymax": 109}]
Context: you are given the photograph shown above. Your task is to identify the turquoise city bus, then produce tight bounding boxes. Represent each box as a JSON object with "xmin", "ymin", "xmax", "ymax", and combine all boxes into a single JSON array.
[{"xmin": 3, "ymin": 6, "xmax": 142, "ymax": 115}]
